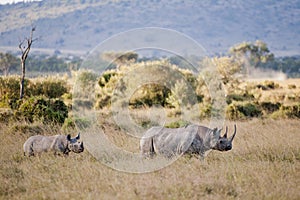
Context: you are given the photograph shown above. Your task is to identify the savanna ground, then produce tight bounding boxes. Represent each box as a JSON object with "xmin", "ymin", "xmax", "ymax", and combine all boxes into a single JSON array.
[{"xmin": 0, "ymin": 118, "xmax": 299, "ymax": 199}]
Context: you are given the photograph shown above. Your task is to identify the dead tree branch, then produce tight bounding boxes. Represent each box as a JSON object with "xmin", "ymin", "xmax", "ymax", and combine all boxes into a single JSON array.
[{"xmin": 19, "ymin": 26, "xmax": 37, "ymax": 99}]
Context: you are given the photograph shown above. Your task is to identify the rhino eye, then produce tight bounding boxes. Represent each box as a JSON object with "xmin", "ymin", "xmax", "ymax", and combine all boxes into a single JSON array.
[{"xmin": 220, "ymin": 140, "xmax": 223, "ymax": 144}]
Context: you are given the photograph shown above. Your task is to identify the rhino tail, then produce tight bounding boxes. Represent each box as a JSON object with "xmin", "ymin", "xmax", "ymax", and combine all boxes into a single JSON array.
[
  {"xmin": 149, "ymin": 137, "xmax": 156, "ymax": 157},
  {"xmin": 150, "ymin": 137, "xmax": 154, "ymax": 153}
]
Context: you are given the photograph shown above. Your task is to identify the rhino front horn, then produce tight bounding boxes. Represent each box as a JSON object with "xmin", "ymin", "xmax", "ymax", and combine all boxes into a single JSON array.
[{"xmin": 229, "ymin": 124, "xmax": 237, "ymax": 142}]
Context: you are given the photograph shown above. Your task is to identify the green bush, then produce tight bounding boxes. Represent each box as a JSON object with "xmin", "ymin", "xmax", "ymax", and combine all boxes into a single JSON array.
[
  {"xmin": 62, "ymin": 117, "xmax": 76, "ymax": 131},
  {"xmin": 256, "ymin": 80, "xmax": 279, "ymax": 90},
  {"xmin": 199, "ymin": 103, "xmax": 212, "ymax": 119},
  {"xmin": 95, "ymin": 95, "xmax": 111, "ymax": 109},
  {"xmin": 0, "ymin": 76, "xmax": 28, "ymax": 108},
  {"xmin": 95, "ymin": 61, "xmax": 202, "ymax": 109},
  {"xmin": 288, "ymin": 84, "xmax": 296, "ymax": 89},
  {"xmin": 29, "ymin": 79, "xmax": 68, "ymax": 98},
  {"xmin": 77, "ymin": 70, "xmax": 98, "ymax": 89},
  {"xmin": 284, "ymin": 104, "xmax": 300, "ymax": 118},
  {"xmin": 260, "ymin": 102, "xmax": 281, "ymax": 114},
  {"xmin": 98, "ymin": 71, "xmax": 117, "ymax": 88},
  {"xmin": 129, "ymin": 84, "xmax": 171, "ymax": 108},
  {"xmin": 165, "ymin": 120, "xmax": 190, "ymax": 128},
  {"xmin": 226, "ymin": 92, "xmax": 255, "ymax": 104},
  {"xmin": 16, "ymin": 96, "xmax": 68, "ymax": 124},
  {"xmin": 166, "ymin": 79, "xmax": 198, "ymax": 109},
  {"xmin": 0, "ymin": 109, "xmax": 14, "ymax": 124},
  {"xmin": 270, "ymin": 104, "xmax": 300, "ymax": 119},
  {"xmin": 0, "ymin": 76, "xmax": 69, "ymax": 109},
  {"xmin": 226, "ymin": 102, "xmax": 262, "ymax": 120},
  {"xmin": 62, "ymin": 116, "xmax": 91, "ymax": 131}
]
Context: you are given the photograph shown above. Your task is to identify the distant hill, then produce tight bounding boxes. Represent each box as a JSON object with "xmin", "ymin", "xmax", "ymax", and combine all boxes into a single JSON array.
[{"xmin": 0, "ymin": 0, "xmax": 299, "ymax": 56}]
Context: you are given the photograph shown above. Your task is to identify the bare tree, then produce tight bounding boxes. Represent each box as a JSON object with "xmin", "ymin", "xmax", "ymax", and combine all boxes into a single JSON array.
[{"xmin": 18, "ymin": 26, "xmax": 37, "ymax": 99}]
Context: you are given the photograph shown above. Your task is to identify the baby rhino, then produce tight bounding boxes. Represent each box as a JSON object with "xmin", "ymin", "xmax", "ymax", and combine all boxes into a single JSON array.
[{"xmin": 23, "ymin": 133, "xmax": 84, "ymax": 156}]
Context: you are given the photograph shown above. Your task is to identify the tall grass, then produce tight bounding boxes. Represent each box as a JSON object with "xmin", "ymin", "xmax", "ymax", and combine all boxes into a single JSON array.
[{"xmin": 0, "ymin": 119, "xmax": 299, "ymax": 199}]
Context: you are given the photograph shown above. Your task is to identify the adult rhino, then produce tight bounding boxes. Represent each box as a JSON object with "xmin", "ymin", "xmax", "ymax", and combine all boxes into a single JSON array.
[
  {"xmin": 140, "ymin": 124, "xmax": 236, "ymax": 159},
  {"xmin": 23, "ymin": 133, "xmax": 84, "ymax": 156}
]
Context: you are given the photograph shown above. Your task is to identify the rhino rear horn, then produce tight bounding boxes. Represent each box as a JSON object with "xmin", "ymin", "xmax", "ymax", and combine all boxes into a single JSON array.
[
  {"xmin": 223, "ymin": 126, "xmax": 228, "ymax": 138},
  {"xmin": 76, "ymin": 133, "xmax": 80, "ymax": 140},
  {"xmin": 67, "ymin": 134, "xmax": 71, "ymax": 141}
]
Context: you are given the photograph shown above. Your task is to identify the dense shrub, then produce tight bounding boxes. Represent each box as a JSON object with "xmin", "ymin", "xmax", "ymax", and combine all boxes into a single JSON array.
[
  {"xmin": 76, "ymin": 70, "xmax": 98, "ymax": 89},
  {"xmin": 166, "ymin": 79, "xmax": 198, "ymax": 109},
  {"xmin": 164, "ymin": 120, "xmax": 190, "ymax": 128},
  {"xmin": 284, "ymin": 104, "xmax": 300, "ymax": 118},
  {"xmin": 0, "ymin": 76, "xmax": 27, "ymax": 108},
  {"xmin": 29, "ymin": 78, "xmax": 68, "ymax": 98},
  {"xmin": 288, "ymin": 84, "xmax": 296, "ymax": 89},
  {"xmin": 95, "ymin": 95, "xmax": 111, "ymax": 109},
  {"xmin": 16, "ymin": 96, "xmax": 68, "ymax": 124},
  {"xmin": 62, "ymin": 116, "xmax": 91, "ymax": 131},
  {"xmin": 226, "ymin": 102, "xmax": 262, "ymax": 120},
  {"xmin": 0, "ymin": 109, "xmax": 14, "ymax": 124},
  {"xmin": 96, "ymin": 61, "xmax": 200, "ymax": 109},
  {"xmin": 98, "ymin": 71, "xmax": 117, "ymax": 88},
  {"xmin": 0, "ymin": 76, "xmax": 69, "ymax": 108},
  {"xmin": 129, "ymin": 84, "xmax": 171, "ymax": 108},
  {"xmin": 198, "ymin": 103, "xmax": 212, "ymax": 119},
  {"xmin": 260, "ymin": 102, "xmax": 281, "ymax": 114},
  {"xmin": 73, "ymin": 70, "xmax": 98, "ymax": 100},
  {"xmin": 256, "ymin": 80, "xmax": 279, "ymax": 90},
  {"xmin": 226, "ymin": 92, "xmax": 255, "ymax": 104},
  {"xmin": 271, "ymin": 104, "xmax": 300, "ymax": 119}
]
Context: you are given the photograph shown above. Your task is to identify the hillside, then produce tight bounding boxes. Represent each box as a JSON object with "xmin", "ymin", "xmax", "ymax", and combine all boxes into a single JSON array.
[{"xmin": 0, "ymin": 0, "xmax": 299, "ymax": 56}]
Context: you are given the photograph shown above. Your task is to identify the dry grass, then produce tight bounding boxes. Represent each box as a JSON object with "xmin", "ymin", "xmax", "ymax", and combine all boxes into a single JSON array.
[
  {"xmin": 246, "ymin": 78, "xmax": 300, "ymax": 105},
  {"xmin": 0, "ymin": 118, "xmax": 299, "ymax": 199}
]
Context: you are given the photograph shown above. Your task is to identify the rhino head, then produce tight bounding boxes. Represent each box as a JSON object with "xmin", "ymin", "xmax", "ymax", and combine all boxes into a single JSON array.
[
  {"xmin": 212, "ymin": 125, "xmax": 236, "ymax": 151},
  {"xmin": 67, "ymin": 133, "xmax": 84, "ymax": 153}
]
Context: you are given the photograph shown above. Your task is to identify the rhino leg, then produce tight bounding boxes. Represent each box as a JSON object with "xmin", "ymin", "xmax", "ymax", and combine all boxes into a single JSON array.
[
  {"xmin": 23, "ymin": 141, "xmax": 35, "ymax": 157},
  {"xmin": 140, "ymin": 137, "xmax": 155, "ymax": 158}
]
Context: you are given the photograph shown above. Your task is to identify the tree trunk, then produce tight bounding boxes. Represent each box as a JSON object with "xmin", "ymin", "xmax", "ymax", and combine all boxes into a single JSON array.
[
  {"xmin": 20, "ymin": 60, "xmax": 26, "ymax": 99},
  {"xmin": 19, "ymin": 26, "xmax": 36, "ymax": 100}
]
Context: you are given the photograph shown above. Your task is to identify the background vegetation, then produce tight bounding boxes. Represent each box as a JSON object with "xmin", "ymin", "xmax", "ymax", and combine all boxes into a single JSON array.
[
  {"xmin": 1, "ymin": 41, "xmax": 300, "ymax": 126},
  {"xmin": 0, "ymin": 40, "xmax": 299, "ymax": 199}
]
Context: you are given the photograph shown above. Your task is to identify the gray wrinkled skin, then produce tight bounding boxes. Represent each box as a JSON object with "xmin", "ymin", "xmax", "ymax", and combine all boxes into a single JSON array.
[
  {"xmin": 23, "ymin": 133, "xmax": 84, "ymax": 156},
  {"xmin": 140, "ymin": 124, "xmax": 236, "ymax": 159}
]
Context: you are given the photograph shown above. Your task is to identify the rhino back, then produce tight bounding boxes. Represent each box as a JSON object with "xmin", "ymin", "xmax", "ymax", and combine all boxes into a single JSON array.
[
  {"xmin": 23, "ymin": 135, "xmax": 67, "ymax": 155},
  {"xmin": 152, "ymin": 125, "xmax": 198, "ymax": 156},
  {"xmin": 50, "ymin": 135, "xmax": 68, "ymax": 152},
  {"xmin": 142, "ymin": 126, "xmax": 164, "ymax": 139},
  {"xmin": 196, "ymin": 126, "xmax": 219, "ymax": 149}
]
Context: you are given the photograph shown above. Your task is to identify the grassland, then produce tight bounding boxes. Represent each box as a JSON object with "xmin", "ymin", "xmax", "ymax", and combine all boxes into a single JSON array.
[
  {"xmin": 0, "ymin": 118, "xmax": 299, "ymax": 199},
  {"xmin": 0, "ymin": 74, "xmax": 300, "ymax": 199}
]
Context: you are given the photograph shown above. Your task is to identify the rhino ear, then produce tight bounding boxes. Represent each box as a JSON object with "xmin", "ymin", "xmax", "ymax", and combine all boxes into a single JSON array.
[
  {"xmin": 67, "ymin": 134, "xmax": 71, "ymax": 141},
  {"xmin": 212, "ymin": 128, "xmax": 220, "ymax": 136},
  {"xmin": 76, "ymin": 133, "xmax": 80, "ymax": 140}
]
